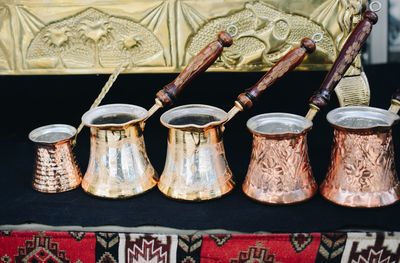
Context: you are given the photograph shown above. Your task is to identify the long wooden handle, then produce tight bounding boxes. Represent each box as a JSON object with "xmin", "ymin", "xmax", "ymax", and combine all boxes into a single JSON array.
[
  {"xmin": 236, "ymin": 38, "xmax": 316, "ymax": 110},
  {"xmin": 309, "ymin": 11, "xmax": 378, "ymax": 109},
  {"xmin": 156, "ymin": 31, "xmax": 233, "ymax": 107}
]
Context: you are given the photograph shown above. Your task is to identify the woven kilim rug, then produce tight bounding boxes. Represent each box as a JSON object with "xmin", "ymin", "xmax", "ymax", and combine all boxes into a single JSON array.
[{"xmin": 1, "ymin": 231, "xmax": 400, "ymax": 262}]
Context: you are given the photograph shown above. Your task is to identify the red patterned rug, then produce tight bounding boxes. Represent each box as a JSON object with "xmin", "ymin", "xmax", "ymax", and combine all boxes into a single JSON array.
[{"xmin": 0, "ymin": 231, "xmax": 399, "ymax": 262}]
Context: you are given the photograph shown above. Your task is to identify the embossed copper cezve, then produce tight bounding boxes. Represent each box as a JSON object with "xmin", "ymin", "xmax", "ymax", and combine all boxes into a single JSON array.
[{"xmin": 320, "ymin": 105, "xmax": 400, "ymax": 208}]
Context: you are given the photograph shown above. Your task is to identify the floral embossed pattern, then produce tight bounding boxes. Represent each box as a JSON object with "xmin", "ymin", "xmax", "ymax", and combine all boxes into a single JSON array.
[
  {"xmin": 243, "ymin": 133, "xmax": 316, "ymax": 203},
  {"xmin": 320, "ymin": 128, "xmax": 400, "ymax": 207},
  {"xmin": 325, "ymin": 129, "xmax": 398, "ymax": 193}
]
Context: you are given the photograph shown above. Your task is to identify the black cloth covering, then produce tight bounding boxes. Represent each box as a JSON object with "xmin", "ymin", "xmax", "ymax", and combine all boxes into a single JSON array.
[{"xmin": 1, "ymin": 63, "xmax": 400, "ymax": 233}]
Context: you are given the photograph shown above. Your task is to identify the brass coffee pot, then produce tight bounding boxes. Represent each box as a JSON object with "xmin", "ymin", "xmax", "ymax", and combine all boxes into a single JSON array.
[
  {"xmin": 158, "ymin": 37, "xmax": 317, "ymax": 201},
  {"xmin": 320, "ymin": 91, "xmax": 400, "ymax": 207},
  {"xmin": 81, "ymin": 32, "xmax": 233, "ymax": 198},
  {"xmin": 242, "ymin": 9, "xmax": 379, "ymax": 204}
]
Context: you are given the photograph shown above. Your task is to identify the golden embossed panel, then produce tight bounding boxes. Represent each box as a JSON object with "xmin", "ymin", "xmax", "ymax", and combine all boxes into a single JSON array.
[{"xmin": 0, "ymin": 0, "xmax": 366, "ymax": 75}]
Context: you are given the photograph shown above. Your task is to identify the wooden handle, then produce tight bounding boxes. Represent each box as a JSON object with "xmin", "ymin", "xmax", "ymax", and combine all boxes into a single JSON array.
[
  {"xmin": 309, "ymin": 11, "xmax": 378, "ymax": 109},
  {"xmin": 156, "ymin": 31, "xmax": 233, "ymax": 107},
  {"xmin": 236, "ymin": 38, "xmax": 316, "ymax": 110}
]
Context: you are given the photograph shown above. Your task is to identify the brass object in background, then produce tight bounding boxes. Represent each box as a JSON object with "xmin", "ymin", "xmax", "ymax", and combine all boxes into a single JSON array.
[
  {"xmin": 242, "ymin": 113, "xmax": 317, "ymax": 204},
  {"xmin": 0, "ymin": 0, "xmax": 365, "ymax": 73},
  {"xmin": 0, "ymin": 0, "xmax": 369, "ymax": 106},
  {"xmin": 320, "ymin": 106, "xmax": 400, "ymax": 207},
  {"xmin": 81, "ymin": 104, "xmax": 158, "ymax": 198},
  {"xmin": 29, "ymin": 124, "xmax": 82, "ymax": 193}
]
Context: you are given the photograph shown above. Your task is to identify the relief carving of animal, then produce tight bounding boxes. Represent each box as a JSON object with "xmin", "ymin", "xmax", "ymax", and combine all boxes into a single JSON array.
[{"xmin": 185, "ymin": 1, "xmax": 336, "ymax": 69}]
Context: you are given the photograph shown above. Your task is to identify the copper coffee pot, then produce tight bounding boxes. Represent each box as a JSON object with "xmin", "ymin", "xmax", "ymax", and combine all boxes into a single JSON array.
[
  {"xmin": 320, "ymin": 91, "xmax": 400, "ymax": 208},
  {"xmin": 242, "ymin": 7, "xmax": 379, "ymax": 204},
  {"xmin": 158, "ymin": 37, "xmax": 317, "ymax": 201},
  {"xmin": 29, "ymin": 124, "xmax": 82, "ymax": 193},
  {"xmin": 28, "ymin": 62, "xmax": 131, "ymax": 193},
  {"xmin": 80, "ymin": 32, "xmax": 233, "ymax": 198}
]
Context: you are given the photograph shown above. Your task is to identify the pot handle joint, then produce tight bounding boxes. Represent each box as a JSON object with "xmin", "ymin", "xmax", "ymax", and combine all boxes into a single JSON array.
[{"xmin": 155, "ymin": 31, "xmax": 233, "ymax": 108}]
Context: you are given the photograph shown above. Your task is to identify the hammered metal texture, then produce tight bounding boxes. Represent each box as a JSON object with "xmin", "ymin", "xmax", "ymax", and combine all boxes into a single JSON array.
[
  {"xmin": 243, "ymin": 133, "xmax": 317, "ymax": 204},
  {"xmin": 320, "ymin": 128, "xmax": 400, "ymax": 207},
  {"xmin": 81, "ymin": 124, "xmax": 158, "ymax": 199},
  {"xmin": 158, "ymin": 127, "xmax": 234, "ymax": 201},
  {"xmin": 33, "ymin": 140, "xmax": 82, "ymax": 193}
]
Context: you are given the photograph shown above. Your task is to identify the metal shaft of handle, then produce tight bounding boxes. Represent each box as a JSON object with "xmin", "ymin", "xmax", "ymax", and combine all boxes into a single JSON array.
[
  {"xmin": 389, "ymin": 99, "xmax": 400, "ymax": 115},
  {"xmin": 305, "ymin": 104, "xmax": 320, "ymax": 121},
  {"xmin": 143, "ymin": 98, "xmax": 163, "ymax": 122},
  {"xmin": 226, "ymin": 102, "xmax": 243, "ymax": 122}
]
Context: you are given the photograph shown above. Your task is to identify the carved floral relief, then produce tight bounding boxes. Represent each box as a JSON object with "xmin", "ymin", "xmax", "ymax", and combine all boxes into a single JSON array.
[{"xmin": 0, "ymin": 0, "xmax": 365, "ymax": 74}]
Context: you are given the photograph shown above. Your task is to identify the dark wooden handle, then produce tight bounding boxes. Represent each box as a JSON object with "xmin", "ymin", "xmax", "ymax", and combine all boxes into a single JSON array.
[
  {"xmin": 309, "ymin": 11, "xmax": 378, "ymax": 108},
  {"xmin": 236, "ymin": 38, "xmax": 316, "ymax": 110},
  {"xmin": 392, "ymin": 89, "xmax": 400, "ymax": 102},
  {"xmin": 156, "ymin": 31, "xmax": 233, "ymax": 107}
]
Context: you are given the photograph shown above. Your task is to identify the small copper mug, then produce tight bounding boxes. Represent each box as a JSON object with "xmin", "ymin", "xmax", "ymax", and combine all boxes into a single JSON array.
[
  {"xmin": 320, "ymin": 105, "xmax": 400, "ymax": 207},
  {"xmin": 242, "ymin": 113, "xmax": 317, "ymax": 204},
  {"xmin": 29, "ymin": 124, "xmax": 82, "ymax": 193}
]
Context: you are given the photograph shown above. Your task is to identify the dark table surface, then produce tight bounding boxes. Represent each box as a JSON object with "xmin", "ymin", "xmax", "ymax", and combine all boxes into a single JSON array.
[{"xmin": 1, "ymin": 63, "xmax": 400, "ymax": 233}]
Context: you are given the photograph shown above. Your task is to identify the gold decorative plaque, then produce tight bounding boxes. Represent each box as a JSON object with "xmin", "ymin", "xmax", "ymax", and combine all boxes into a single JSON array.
[{"xmin": 0, "ymin": 0, "xmax": 369, "ymax": 105}]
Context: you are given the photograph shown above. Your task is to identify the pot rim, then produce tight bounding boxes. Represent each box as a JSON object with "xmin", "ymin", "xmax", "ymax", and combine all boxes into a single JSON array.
[
  {"xmin": 82, "ymin": 104, "xmax": 148, "ymax": 129},
  {"xmin": 160, "ymin": 104, "xmax": 228, "ymax": 130},
  {"xmin": 246, "ymin": 112, "xmax": 313, "ymax": 137},
  {"xmin": 29, "ymin": 124, "xmax": 76, "ymax": 144},
  {"xmin": 326, "ymin": 106, "xmax": 400, "ymax": 130}
]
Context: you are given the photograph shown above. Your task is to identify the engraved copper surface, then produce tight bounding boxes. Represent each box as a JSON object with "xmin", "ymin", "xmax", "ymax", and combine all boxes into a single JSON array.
[
  {"xmin": 30, "ymin": 125, "xmax": 82, "ymax": 193},
  {"xmin": 158, "ymin": 105, "xmax": 234, "ymax": 201},
  {"xmin": 320, "ymin": 128, "xmax": 400, "ymax": 208},
  {"xmin": 81, "ymin": 104, "xmax": 158, "ymax": 199},
  {"xmin": 243, "ymin": 129, "xmax": 317, "ymax": 204}
]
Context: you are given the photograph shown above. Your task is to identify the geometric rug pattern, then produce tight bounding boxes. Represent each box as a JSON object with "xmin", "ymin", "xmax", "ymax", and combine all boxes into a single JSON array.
[{"xmin": 1, "ymin": 231, "xmax": 400, "ymax": 262}]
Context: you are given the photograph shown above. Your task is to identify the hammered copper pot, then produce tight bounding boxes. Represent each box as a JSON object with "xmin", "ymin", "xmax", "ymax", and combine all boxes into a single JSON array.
[
  {"xmin": 29, "ymin": 124, "xmax": 82, "ymax": 193},
  {"xmin": 320, "ymin": 106, "xmax": 400, "ymax": 208}
]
